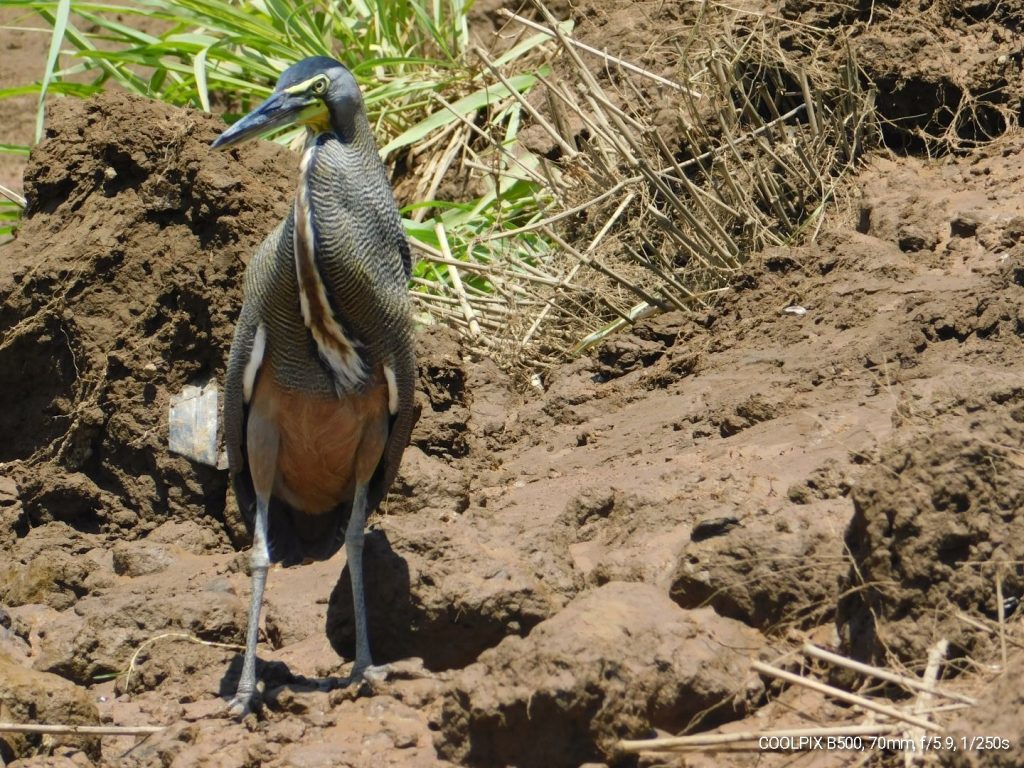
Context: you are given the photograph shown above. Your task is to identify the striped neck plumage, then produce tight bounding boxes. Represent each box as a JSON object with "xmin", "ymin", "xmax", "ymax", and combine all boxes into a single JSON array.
[{"xmin": 292, "ymin": 144, "xmax": 368, "ymax": 394}]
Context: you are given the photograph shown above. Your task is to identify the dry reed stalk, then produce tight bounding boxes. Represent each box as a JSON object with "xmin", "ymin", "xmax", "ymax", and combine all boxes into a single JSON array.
[
  {"xmin": 498, "ymin": 8, "xmax": 701, "ymax": 96},
  {"xmin": 996, "ymin": 569, "xmax": 1008, "ymax": 669},
  {"xmin": 903, "ymin": 639, "xmax": 949, "ymax": 767},
  {"xmin": 0, "ymin": 722, "xmax": 164, "ymax": 736},
  {"xmin": 956, "ymin": 611, "xmax": 1024, "ymax": 650},
  {"xmin": 751, "ymin": 660, "xmax": 942, "ymax": 732},
  {"xmin": 435, "ymin": 222, "xmax": 481, "ymax": 337},
  {"xmin": 801, "ymin": 644, "xmax": 975, "ymax": 705},
  {"xmin": 412, "ymin": 0, "xmax": 872, "ymax": 367}
]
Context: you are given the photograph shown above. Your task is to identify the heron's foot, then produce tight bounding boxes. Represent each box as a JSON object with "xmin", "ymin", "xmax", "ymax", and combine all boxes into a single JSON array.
[
  {"xmin": 359, "ymin": 663, "xmax": 391, "ymax": 687},
  {"xmin": 227, "ymin": 687, "xmax": 261, "ymax": 719},
  {"xmin": 318, "ymin": 663, "xmax": 391, "ymax": 694}
]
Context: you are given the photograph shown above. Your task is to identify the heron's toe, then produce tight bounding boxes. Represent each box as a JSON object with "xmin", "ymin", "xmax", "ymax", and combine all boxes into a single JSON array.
[
  {"xmin": 326, "ymin": 662, "xmax": 391, "ymax": 692},
  {"xmin": 227, "ymin": 689, "xmax": 261, "ymax": 719},
  {"xmin": 361, "ymin": 663, "xmax": 390, "ymax": 686}
]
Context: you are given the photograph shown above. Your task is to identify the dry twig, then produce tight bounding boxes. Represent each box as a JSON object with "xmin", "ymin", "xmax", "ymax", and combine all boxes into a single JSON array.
[
  {"xmin": 751, "ymin": 660, "xmax": 942, "ymax": 732},
  {"xmin": 0, "ymin": 722, "xmax": 164, "ymax": 736},
  {"xmin": 801, "ymin": 643, "xmax": 975, "ymax": 705}
]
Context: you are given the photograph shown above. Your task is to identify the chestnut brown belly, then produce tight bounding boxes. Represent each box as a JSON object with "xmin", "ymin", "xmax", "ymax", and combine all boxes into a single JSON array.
[{"xmin": 250, "ymin": 360, "xmax": 390, "ymax": 516}]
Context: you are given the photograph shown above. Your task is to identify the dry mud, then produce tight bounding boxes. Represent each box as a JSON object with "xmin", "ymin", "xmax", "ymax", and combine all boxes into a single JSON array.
[{"xmin": 2, "ymin": 1, "xmax": 1024, "ymax": 767}]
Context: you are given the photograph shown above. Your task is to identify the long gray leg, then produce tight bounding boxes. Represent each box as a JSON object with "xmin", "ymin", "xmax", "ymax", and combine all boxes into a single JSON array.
[
  {"xmin": 346, "ymin": 481, "xmax": 376, "ymax": 680},
  {"xmin": 229, "ymin": 406, "xmax": 279, "ymax": 716}
]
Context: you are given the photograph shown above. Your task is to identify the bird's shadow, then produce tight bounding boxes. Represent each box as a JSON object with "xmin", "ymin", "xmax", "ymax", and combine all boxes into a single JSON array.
[
  {"xmin": 216, "ymin": 654, "xmax": 365, "ymax": 706},
  {"xmin": 217, "ymin": 528, "xmax": 413, "ymax": 705}
]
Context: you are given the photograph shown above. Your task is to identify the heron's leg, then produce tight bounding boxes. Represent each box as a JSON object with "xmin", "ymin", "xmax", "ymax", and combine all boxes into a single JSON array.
[
  {"xmin": 229, "ymin": 496, "xmax": 270, "ymax": 716},
  {"xmin": 229, "ymin": 404, "xmax": 279, "ymax": 717},
  {"xmin": 345, "ymin": 481, "xmax": 375, "ymax": 679}
]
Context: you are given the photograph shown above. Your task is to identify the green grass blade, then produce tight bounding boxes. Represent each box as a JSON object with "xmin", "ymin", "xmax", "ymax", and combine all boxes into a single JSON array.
[
  {"xmin": 380, "ymin": 73, "xmax": 539, "ymax": 155},
  {"xmin": 193, "ymin": 45, "xmax": 211, "ymax": 112},
  {"xmin": 491, "ymin": 26, "xmax": 569, "ymax": 68},
  {"xmin": 35, "ymin": 0, "xmax": 70, "ymax": 143},
  {"xmin": 0, "ymin": 85, "xmax": 42, "ymax": 99}
]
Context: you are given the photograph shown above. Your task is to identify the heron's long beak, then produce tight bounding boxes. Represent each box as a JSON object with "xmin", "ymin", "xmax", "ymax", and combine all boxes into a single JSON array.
[{"xmin": 212, "ymin": 90, "xmax": 320, "ymax": 150}]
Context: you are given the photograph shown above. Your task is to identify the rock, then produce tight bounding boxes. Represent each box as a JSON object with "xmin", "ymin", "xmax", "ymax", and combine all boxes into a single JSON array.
[
  {"xmin": 390, "ymin": 447, "xmax": 469, "ymax": 521},
  {"xmin": 561, "ymin": 487, "xmax": 616, "ymax": 528},
  {"xmin": 717, "ymin": 394, "xmax": 781, "ymax": 438},
  {"xmin": 786, "ymin": 459, "xmax": 851, "ymax": 504},
  {"xmin": 148, "ymin": 519, "xmax": 230, "ymax": 555},
  {"xmin": 596, "ymin": 335, "xmax": 666, "ymax": 378},
  {"xmin": 270, "ymin": 694, "xmax": 451, "ymax": 767},
  {"xmin": 463, "ymin": 357, "xmax": 516, "ymax": 446},
  {"xmin": 111, "ymin": 541, "xmax": 175, "ymax": 577},
  {"xmin": 32, "ymin": 576, "xmax": 245, "ymax": 685},
  {"xmin": 436, "ymin": 582, "xmax": 765, "ymax": 767},
  {"xmin": 412, "ymin": 325, "xmax": 470, "ymax": 460},
  {"xmin": 6, "ymin": 752, "xmax": 95, "ymax": 767},
  {"xmin": 0, "ymin": 476, "xmax": 19, "ymax": 504},
  {"xmin": 327, "ymin": 515, "xmax": 571, "ymax": 671},
  {"xmin": 123, "ymin": 639, "xmax": 233, "ymax": 700},
  {"xmin": 0, "ymin": 476, "xmax": 24, "ymax": 550},
  {"xmin": 941, "ymin": 651, "xmax": 1024, "ymax": 768},
  {"xmin": 0, "ymin": 605, "xmax": 31, "ymax": 665},
  {"xmin": 0, "ymin": 554, "xmax": 88, "ymax": 611},
  {"xmin": 670, "ymin": 503, "xmax": 845, "ymax": 631},
  {"xmin": 0, "ymin": 524, "xmax": 100, "ymax": 610},
  {"xmin": 0, "ymin": 652, "xmax": 99, "ymax": 761},
  {"xmin": 837, "ymin": 431, "xmax": 1024, "ymax": 665}
]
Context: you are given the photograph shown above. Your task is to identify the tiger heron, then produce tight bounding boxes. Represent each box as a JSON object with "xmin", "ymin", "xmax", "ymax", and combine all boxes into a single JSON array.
[{"xmin": 213, "ymin": 56, "xmax": 416, "ymax": 716}]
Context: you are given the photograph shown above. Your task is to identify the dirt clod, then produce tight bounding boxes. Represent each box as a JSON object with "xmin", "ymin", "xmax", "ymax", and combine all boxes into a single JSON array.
[
  {"xmin": 436, "ymin": 582, "xmax": 764, "ymax": 768},
  {"xmin": 0, "ymin": 652, "xmax": 100, "ymax": 762},
  {"xmin": 838, "ymin": 429, "xmax": 1024, "ymax": 666}
]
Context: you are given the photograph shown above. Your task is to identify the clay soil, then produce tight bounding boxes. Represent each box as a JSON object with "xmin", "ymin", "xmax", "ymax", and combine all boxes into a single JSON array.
[{"xmin": 2, "ymin": 1, "xmax": 1024, "ymax": 767}]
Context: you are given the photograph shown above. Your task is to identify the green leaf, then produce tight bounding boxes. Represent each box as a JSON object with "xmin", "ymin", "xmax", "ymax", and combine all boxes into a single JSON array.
[
  {"xmin": 381, "ymin": 72, "xmax": 539, "ymax": 156},
  {"xmin": 194, "ymin": 45, "xmax": 211, "ymax": 112},
  {"xmin": 35, "ymin": 0, "xmax": 70, "ymax": 143}
]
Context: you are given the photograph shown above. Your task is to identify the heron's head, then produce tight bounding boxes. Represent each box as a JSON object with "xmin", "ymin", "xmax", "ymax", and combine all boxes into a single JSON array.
[{"xmin": 212, "ymin": 56, "xmax": 363, "ymax": 149}]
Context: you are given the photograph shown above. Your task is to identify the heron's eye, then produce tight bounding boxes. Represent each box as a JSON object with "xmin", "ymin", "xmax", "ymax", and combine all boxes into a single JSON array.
[{"xmin": 311, "ymin": 77, "xmax": 328, "ymax": 96}]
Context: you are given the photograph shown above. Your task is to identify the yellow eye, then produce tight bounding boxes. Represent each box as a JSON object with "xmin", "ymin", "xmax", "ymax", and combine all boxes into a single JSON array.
[{"xmin": 311, "ymin": 77, "xmax": 328, "ymax": 95}]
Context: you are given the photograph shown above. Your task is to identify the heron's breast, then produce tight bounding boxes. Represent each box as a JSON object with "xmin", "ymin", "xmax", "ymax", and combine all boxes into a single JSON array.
[{"xmin": 251, "ymin": 359, "xmax": 390, "ymax": 515}]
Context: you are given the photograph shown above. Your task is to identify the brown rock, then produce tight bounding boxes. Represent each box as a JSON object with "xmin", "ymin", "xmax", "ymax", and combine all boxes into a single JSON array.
[
  {"xmin": 111, "ymin": 541, "xmax": 175, "ymax": 577},
  {"xmin": 6, "ymin": 752, "xmax": 95, "ymax": 768},
  {"xmin": 436, "ymin": 582, "xmax": 765, "ymax": 767},
  {"xmin": 838, "ymin": 430, "xmax": 1024, "ymax": 665},
  {"xmin": 390, "ymin": 447, "xmax": 469, "ymax": 521},
  {"xmin": 327, "ymin": 514, "xmax": 570, "ymax": 671},
  {"xmin": 148, "ymin": 520, "xmax": 229, "ymax": 555},
  {"xmin": 0, "ymin": 524, "xmax": 99, "ymax": 610},
  {"xmin": 670, "ymin": 502, "xmax": 846, "ymax": 631},
  {"xmin": 0, "ymin": 652, "xmax": 99, "ymax": 761},
  {"xmin": 33, "ymin": 575, "xmax": 245, "ymax": 685},
  {"xmin": 941, "ymin": 651, "xmax": 1024, "ymax": 768}
]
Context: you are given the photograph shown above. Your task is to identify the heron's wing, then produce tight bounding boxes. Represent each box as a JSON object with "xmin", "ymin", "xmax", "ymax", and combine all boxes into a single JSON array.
[
  {"xmin": 398, "ymin": 234, "xmax": 412, "ymax": 281},
  {"xmin": 223, "ymin": 298, "xmax": 261, "ymax": 523},
  {"xmin": 224, "ymin": 222, "xmax": 289, "ymax": 526},
  {"xmin": 367, "ymin": 344, "xmax": 417, "ymax": 513}
]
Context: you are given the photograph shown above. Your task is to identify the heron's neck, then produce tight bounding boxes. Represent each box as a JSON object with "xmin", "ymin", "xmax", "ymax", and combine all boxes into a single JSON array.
[{"xmin": 326, "ymin": 105, "xmax": 372, "ymax": 146}]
